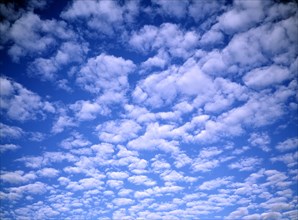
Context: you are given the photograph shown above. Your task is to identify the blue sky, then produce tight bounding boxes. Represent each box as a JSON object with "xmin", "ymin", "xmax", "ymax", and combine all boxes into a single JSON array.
[{"xmin": 0, "ymin": 0, "xmax": 298, "ymax": 219}]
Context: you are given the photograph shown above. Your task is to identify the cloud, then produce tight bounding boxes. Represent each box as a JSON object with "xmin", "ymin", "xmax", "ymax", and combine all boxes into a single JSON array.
[
  {"xmin": 151, "ymin": 158, "xmax": 171, "ymax": 172},
  {"xmin": 7, "ymin": 12, "xmax": 74, "ymax": 62},
  {"xmin": 0, "ymin": 144, "xmax": 20, "ymax": 153},
  {"xmin": 112, "ymin": 198, "xmax": 134, "ymax": 207},
  {"xmin": 118, "ymin": 188, "xmax": 133, "ymax": 197},
  {"xmin": 189, "ymin": 0, "xmax": 223, "ymax": 22},
  {"xmin": 140, "ymin": 49, "xmax": 169, "ymax": 72},
  {"xmin": 195, "ymin": 83, "xmax": 295, "ymax": 143},
  {"xmin": 261, "ymin": 212, "xmax": 282, "ymax": 220},
  {"xmin": 128, "ymin": 175, "xmax": 156, "ymax": 186},
  {"xmin": 152, "ymin": 0, "xmax": 189, "ymax": 19},
  {"xmin": 243, "ymin": 65, "xmax": 291, "ymax": 89},
  {"xmin": 199, "ymin": 177, "xmax": 232, "ymax": 191},
  {"xmin": 129, "ymin": 23, "xmax": 199, "ymax": 58},
  {"xmin": 61, "ymin": 0, "xmax": 139, "ymax": 35},
  {"xmin": 133, "ymin": 58, "xmax": 215, "ymax": 108},
  {"xmin": 218, "ymin": 0, "xmax": 266, "ymax": 34},
  {"xmin": 65, "ymin": 178, "xmax": 104, "ymax": 191},
  {"xmin": 271, "ymin": 152, "xmax": 298, "ymax": 168},
  {"xmin": 0, "ymin": 123, "xmax": 23, "ymax": 139},
  {"xmin": 0, "ymin": 76, "xmax": 55, "ymax": 121},
  {"xmin": 91, "ymin": 143, "xmax": 115, "ymax": 155},
  {"xmin": 2, "ymin": 182, "xmax": 48, "ymax": 200},
  {"xmin": 134, "ymin": 185, "xmax": 184, "ymax": 199},
  {"xmin": 76, "ymin": 53, "xmax": 135, "ymax": 106},
  {"xmin": 192, "ymin": 159, "xmax": 219, "ymax": 173},
  {"xmin": 200, "ymin": 28, "xmax": 224, "ymax": 46},
  {"xmin": 60, "ymin": 132, "xmax": 90, "ymax": 149},
  {"xmin": 1, "ymin": 0, "xmax": 298, "ymax": 219},
  {"xmin": 221, "ymin": 14, "xmax": 297, "ymax": 74},
  {"xmin": 229, "ymin": 157, "xmax": 262, "ymax": 171},
  {"xmin": 37, "ymin": 168, "xmax": 59, "ymax": 178},
  {"xmin": 249, "ymin": 132, "xmax": 271, "ymax": 152},
  {"xmin": 127, "ymin": 122, "xmax": 179, "ymax": 152},
  {"xmin": 107, "ymin": 180, "xmax": 124, "ymax": 189},
  {"xmin": 29, "ymin": 41, "xmax": 88, "ymax": 80},
  {"xmin": 1, "ymin": 170, "xmax": 36, "ymax": 184},
  {"xmin": 51, "ymin": 114, "xmax": 77, "ymax": 134},
  {"xmin": 70, "ymin": 99, "xmax": 108, "ymax": 121},
  {"xmin": 16, "ymin": 151, "xmax": 76, "ymax": 169},
  {"xmin": 276, "ymin": 137, "xmax": 298, "ymax": 152},
  {"xmin": 97, "ymin": 119, "xmax": 141, "ymax": 144},
  {"xmin": 225, "ymin": 207, "xmax": 248, "ymax": 220},
  {"xmin": 107, "ymin": 172, "xmax": 129, "ymax": 180}
]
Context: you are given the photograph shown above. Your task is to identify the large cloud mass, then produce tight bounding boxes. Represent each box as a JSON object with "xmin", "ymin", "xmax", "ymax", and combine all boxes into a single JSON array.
[{"xmin": 0, "ymin": 0, "xmax": 297, "ymax": 219}]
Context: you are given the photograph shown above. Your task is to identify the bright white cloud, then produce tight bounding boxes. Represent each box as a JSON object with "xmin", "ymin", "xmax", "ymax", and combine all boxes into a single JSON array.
[
  {"xmin": 229, "ymin": 157, "xmax": 262, "ymax": 171},
  {"xmin": 76, "ymin": 53, "xmax": 135, "ymax": 107},
  {"xmin": 130, "ymin": 23, "xmax": 199, "ymax": 58},
  {"xmin": 107, "ymin": 172, "xmax": 129, "ymax": 180},
  {"xmin": 112, "ymin": 198, "xmax": 134, "ymax": 207},
  {"xmin": 7, "ymin": 12, "xmax": 74, "ymax": 62},
  {"xmin": 0, "ymin": 76, "xmax": 55, "ymax": 121},
  {"xmin": 1, "ymin": 1, "xmax": 297, "ymax": 219},
  {"xmin": 0, "ymin": 123, "xmax": 24, "ymax": 138},
  {"xmin": 199, "ymin": 177, "xmax": 232, "ymax": 191},
  {"xmin": 218, "ymin": 0, "xmax": 266, "ymax": 34},
  {"xmin": 276, "ymin": 137, "xmax": 298, "ymax": 152},
  {"xmin": 61, "ymin": 0, "xmax": 139, "ymax": 35},
  {"xmin": 0, "ymin": 143, "xmax": 20, "ymax": 153},
  {"xmin": 1, "ymin": 171, "xmax": 36, "ymax": 184},
  {"xmin": 97, "ymin": 119, "xmax": 141, "ymax": 143},
  {"xmin": 37, "ymin": 168, "xmax": 59, "ymax": 178},
  {"xmin": 152, "ymin": 0, "xmax": 189, "ymax": 19},
  {"xmin": 51, "ymin": 114, "xmax": 77, "ymax": 134},
  {"xmin": 70, "ymin": 99, "xmax": 108, "ymax": 121},
  {"xmin": 29, "ymin": 41, "xmax": 88, "ymax": 80},
  {"xmin": 249, "ymin": 132, "xmax": 271, "ymax": 152},
  {"xmin": 128, "ymin": 175, "xmax": 156, "ymax": 186},
  {"xmin": 243, "ymin": 65, "xmax": 291, "ymax": 89},
  {"xmin": 60, "ymin": 132, "xmax": 90, "ymax": 149}
]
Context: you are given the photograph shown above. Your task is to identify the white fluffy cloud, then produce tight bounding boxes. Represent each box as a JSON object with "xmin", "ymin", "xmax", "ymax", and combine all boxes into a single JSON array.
[
  {"xmin": 0, "ymin": 144, "xmax": 20, "ymax": 153},
  {"xmin": 199, "ymin": 177, "xmax": 232, "ymax": 191},
  {"xmin": 128, "ymin": 175, "xmax": 156, "ymax": 186},
  {"xmin": 97, "ymin": 119, "xmax": 141, "ymax": 143},
  {"xmin": 229, "ymin": 157, "xmax": 262, "ymax": 171},
  {"xmin": 218, "ymin": 0, "xmax": 266, "ymax": 34},
  {"xmin": 112, "ymin": 198, "xmax": 134, "ymax": 207},
  {"xmin": 0, "ymin": 123, "xmax": 23, "ymax": 139},
  {"xmin": 51, "ymin": 114, "xmax": 77, "ymax": 134},
  {"xmin": 60, "ymin": 132, "xmax": 90, "ymax": 149},
  {"xmin": 7, "ymin": 12, "xmax": 74, "ymax": 62},
  {"xmin": 61, "ymin": 0, "xmax": 139, "ymax": 35},
  {"xmin": 276, "ymin": 137, "xmax": 298, "ymax": 152},
  {"xmin": 152, "ymin": 0, "xmax": 189, "ymax": 18},
  {"xmin": 29, "ymin": 41, "xmax": 88, "ymax": 80},
  {"xmin": 1, "ymin": 1, "xmax": 297, "ymax": 219},
  {"xmin": 0, "ymin": 76, "xmax": 55, "ymax": 121},
  {"xmin": 249, "ymin": 132, "xmax": 271, "ymax": 152},
  {"xmin": 130, "ymin": 23, "xmax": 199, "ymax": 58},
  {"xmin": 243, "ymin": 65, "xmax": 291, "ymax": 89},
  {"xmin": 1, "ymin": 171, "xmax": 36, "ymax": 184},
  {"xmin": 70, "ymin": 99, "xmax": 108, "ymax": 121},
  {"xmin": 37, "ymin": 168, "xmax": 59, "ymax": 178},
  {"xmin": 76, "ymin": 53, "xmax": 135, "ymax": 107}
]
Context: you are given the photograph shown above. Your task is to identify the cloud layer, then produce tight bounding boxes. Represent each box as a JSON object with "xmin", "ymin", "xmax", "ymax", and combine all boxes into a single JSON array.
[{"xmin": 0, "ymin": 0, "xmax": 297, "ymax": 219}]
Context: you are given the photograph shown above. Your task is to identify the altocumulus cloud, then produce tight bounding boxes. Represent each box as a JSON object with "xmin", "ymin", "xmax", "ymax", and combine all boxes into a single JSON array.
[{"xmin": 0, "ymin": 0, "xmax": 297, "ymax": 219}]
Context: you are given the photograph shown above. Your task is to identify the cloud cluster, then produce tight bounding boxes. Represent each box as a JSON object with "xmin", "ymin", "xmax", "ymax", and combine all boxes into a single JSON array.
[
  {"xmin": 0, "ymin": 0, "xmax": 297, "ymax": 219},
  {"xmin": 0, "ymin": 76, "xmax": 55, "ymax": 121}
]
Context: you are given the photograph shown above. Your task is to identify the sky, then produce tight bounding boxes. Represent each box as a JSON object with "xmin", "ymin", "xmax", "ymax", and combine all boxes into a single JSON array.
[{"xmin": 0, "ymin": 0, "xmax": 298, "ymax": 219}]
